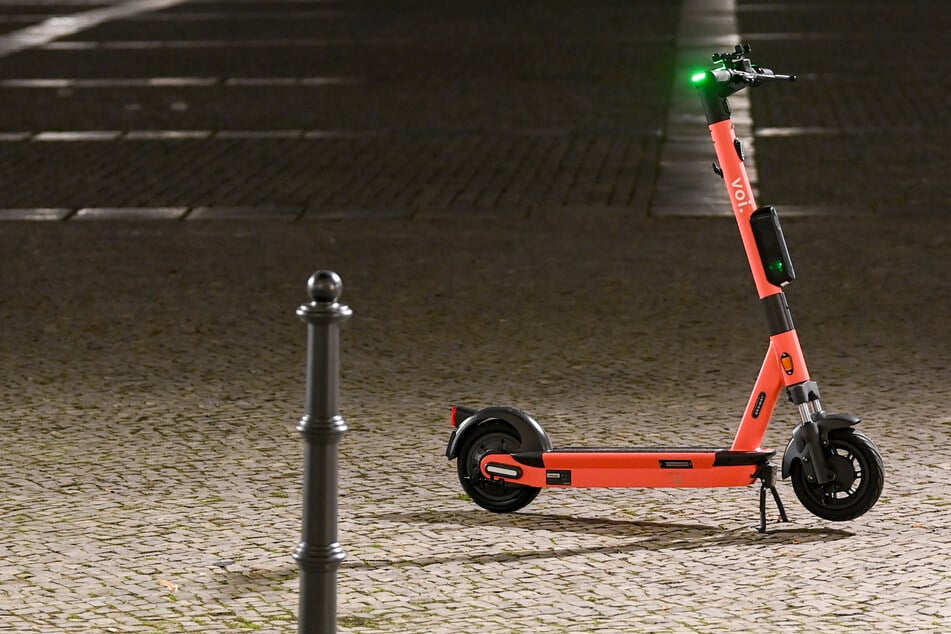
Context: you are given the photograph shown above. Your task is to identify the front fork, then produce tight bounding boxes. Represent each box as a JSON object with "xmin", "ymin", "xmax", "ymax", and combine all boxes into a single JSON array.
[
  {"xmin": 791, "ymin": 389, "xmax": 834, "ymax": 484},
  {"xmin": 782, "ymin": 381, "xmax": 860, "ymax": 484}
]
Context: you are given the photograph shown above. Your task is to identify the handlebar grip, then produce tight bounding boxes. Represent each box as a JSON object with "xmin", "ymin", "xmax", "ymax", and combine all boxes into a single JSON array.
[{"xmin": 756, "ymin": 68, "xmax": 797, "ymax": 82}]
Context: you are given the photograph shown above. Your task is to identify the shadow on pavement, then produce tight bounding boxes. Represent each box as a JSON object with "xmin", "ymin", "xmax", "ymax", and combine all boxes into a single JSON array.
[{"xmin": 348, "ymin": 510, "xmax": 853, "ymax": 569}]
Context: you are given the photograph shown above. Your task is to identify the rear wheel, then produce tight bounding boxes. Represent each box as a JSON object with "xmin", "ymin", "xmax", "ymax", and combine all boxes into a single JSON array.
[
  {"xmin": 791, "ymin": 429, "xmax": 884, "ymax": 521},
  {"xmin": 456, "ymin": 421, "xmax": 540, "ymax": 513}
]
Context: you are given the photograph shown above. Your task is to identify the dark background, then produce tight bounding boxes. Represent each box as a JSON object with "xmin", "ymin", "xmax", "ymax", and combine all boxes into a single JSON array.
[{"xmin": 0, "ymin": 0, "xmax": 947, "ymax": 216}]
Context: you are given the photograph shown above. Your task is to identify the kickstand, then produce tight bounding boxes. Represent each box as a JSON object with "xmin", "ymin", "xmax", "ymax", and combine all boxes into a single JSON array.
[{"xmin": 756, "ymin": 463, "xmax": 789, "ymax": 534}]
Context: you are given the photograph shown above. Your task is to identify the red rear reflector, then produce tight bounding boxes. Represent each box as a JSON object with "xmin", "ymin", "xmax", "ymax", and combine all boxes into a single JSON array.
[{"xmin": 451, "ymin": 407, "xmax": 458, "ymax": 427}]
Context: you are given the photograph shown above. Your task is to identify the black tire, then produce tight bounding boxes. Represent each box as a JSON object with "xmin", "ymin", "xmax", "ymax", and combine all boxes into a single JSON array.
[
  {"xmin": 791, "ymin": 429, "xmax": 884, "ymax": 521},
  {"xmin": 456, "ymin": 420, "xmax": 540, "ymax": 513}
]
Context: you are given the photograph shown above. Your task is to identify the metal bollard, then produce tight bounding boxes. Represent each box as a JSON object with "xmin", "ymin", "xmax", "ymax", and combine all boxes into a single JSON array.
[{"xmin": 294, "ymin": 270, "xmax": 352, "ymax": 634}]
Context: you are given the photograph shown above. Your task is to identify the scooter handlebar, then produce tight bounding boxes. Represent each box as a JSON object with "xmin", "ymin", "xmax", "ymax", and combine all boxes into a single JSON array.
[
  {"xmin": 707, "ymin": 66, "xmax": 796, "ymax": 89},
  {"xmin": 695, "ymin": 45, "xmax": 795, "ymax": 123},
  {"xmin": 714, "ymin": 44, "xmax": 795, "ymax": 84}
]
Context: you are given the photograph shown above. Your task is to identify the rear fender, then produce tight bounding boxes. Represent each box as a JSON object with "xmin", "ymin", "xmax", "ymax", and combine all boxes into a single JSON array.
[
  {"xmin": 781, "ymin": 413, "xmax": 860, "ymax": 479},
  {"xmin": 445, "ymin": 406, "xmax": 552, "ymax": 460}
]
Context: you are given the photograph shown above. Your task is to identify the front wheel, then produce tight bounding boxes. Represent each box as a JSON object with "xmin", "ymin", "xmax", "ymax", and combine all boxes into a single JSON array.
[
  {"xmin": 456, "ymin": 421, "xmax": 540, "ymax": 513},
  {"xmin": 791, "ymin": 429, "xmax": 884, "ymax": 521}
]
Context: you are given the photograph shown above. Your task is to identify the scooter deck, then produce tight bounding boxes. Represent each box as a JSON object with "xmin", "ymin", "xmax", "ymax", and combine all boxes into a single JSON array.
[{"xmin": 483, "ymin": 447, "xmax": 775, "ymax": 489}]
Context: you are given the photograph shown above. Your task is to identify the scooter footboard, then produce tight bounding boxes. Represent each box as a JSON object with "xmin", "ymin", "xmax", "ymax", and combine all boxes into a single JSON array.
[{"xmin": 483, "ymin": 448, "xmax": 775, "ymax": 488}]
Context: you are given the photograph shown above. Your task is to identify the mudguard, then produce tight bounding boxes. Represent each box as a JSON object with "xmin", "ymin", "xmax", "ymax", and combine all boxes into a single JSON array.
[
  {"xmin": 781, "ymin": 413, "xmax": 860, "ymax": 479},
  {"xmin": 445, "ymin": 406, "xmax": 553, "ymax": 460}
]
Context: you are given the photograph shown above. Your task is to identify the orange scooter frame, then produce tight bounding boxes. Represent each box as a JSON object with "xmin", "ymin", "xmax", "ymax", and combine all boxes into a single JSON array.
[{"xmin": 445, "ymin": 46, "xmax": 884, "ymax": 532}]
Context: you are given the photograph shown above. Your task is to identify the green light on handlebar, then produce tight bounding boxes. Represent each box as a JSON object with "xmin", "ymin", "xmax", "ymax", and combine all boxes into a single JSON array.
[{"xmin": 691, "ymin": 71, "xmax": 708, "ymax": 84}]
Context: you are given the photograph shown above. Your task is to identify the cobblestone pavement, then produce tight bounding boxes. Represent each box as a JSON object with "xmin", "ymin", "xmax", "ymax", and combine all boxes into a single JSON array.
[
  {"xmin": 0, "ymin": 0, "xmax": 949, "ymax": 633},
  {"xmin": 2, "ymin": 214, "xmax": 949, "ymax": 633}
]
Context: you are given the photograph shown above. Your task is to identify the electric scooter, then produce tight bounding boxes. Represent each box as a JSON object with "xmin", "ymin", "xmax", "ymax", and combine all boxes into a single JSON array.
[{"xmin": 444, "ymin": 45, "xmax": 884, "ymax": 532}]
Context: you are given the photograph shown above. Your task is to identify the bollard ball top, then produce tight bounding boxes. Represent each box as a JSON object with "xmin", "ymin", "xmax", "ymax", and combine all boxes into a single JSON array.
[
  {"xmin": 308, "ymin": 270, "xmax": 343, "ymax": 303},
  {"xmin": 297, "ymin": 270, "xmax": 351, "ymax": 323}
]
